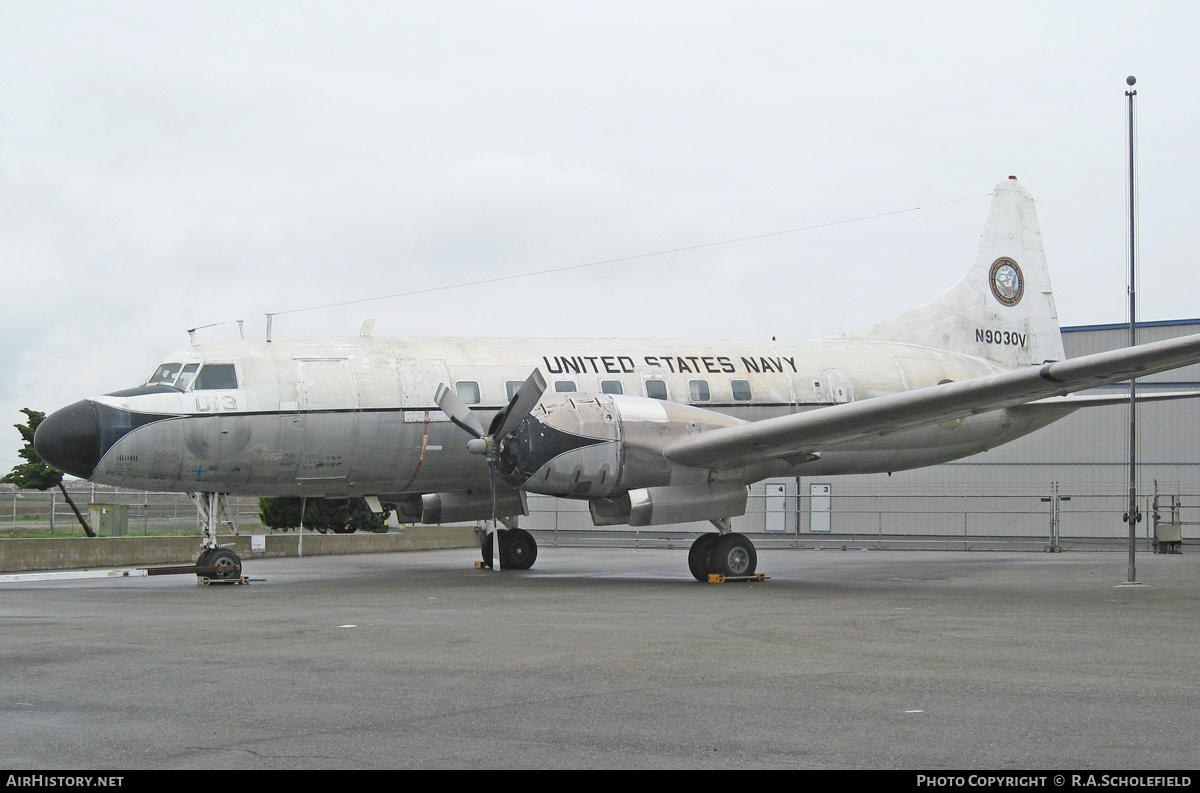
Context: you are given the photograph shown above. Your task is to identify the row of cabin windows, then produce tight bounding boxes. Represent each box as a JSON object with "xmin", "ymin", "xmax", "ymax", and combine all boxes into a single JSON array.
[{"xmin": 454, "ymin": 378, "xmax": 754, "ymax": 405}]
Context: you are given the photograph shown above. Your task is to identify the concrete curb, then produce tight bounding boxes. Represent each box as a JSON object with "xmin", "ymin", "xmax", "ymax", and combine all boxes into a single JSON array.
[{"xmin": 0, "ymin": 526, "xmax": 480, "ymax": 573}]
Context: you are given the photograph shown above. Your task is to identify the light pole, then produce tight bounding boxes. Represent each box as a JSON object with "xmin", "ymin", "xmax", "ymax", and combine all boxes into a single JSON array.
[{"xmin": 1124, "ymin": 75, "xmax": 1140, "ymax": 585}]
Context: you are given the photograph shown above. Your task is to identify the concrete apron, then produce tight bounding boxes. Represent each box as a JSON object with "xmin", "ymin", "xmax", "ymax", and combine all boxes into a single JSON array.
[{"xmin": 0, "ymin": 526, "xmax": 479, "ymax": 573}]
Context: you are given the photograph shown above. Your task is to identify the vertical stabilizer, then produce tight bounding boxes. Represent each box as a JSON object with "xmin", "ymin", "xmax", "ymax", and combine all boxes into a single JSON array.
[{"xmin": 831, "ymin": 177, "xmax": 1065, "ymax": 369}]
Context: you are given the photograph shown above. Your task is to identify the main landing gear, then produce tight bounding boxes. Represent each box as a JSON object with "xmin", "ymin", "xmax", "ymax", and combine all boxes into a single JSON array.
[
  {"xmin": 688, "ymin": 529, "xmax": 758, "ymax": 582},
  {"xmin": 481, "ymin": 527, "xmax": 538, "ymax": 571}
]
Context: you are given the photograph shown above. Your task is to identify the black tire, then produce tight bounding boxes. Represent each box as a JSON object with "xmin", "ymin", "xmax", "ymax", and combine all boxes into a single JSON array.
[
  {"xmin": 205, "ymin": 548, "xmax": 243, "ymax": 581},
  {"xmin": 503, "ymin": 528, "xmax": 538, "ymax": 570},
  {"xmin": 482, "ymin": 529, "xmax": 538, "ymax": 570},
  {"xmin": 195, "ymin": 549, "xmax": 213, "ymax": 568},
  {"xmin": 482, "ymin": 531, "xmax": 495, "ymax": 567},
  {"xmin": 708, "ymin": 533, "xmax": 757, "ymax": 578},
  {"xmin": 688, "ymin": 533, "xmax": 721, "ymax": 582}
]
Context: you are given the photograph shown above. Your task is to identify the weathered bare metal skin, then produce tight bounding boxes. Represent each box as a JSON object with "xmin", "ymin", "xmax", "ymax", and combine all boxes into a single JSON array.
[
  {"xmin": 33, "ymin": 178, "xmax": 1200, "ymax": 529},
  {"xmin": 505, "ymin": 394, "xmax": 745, "ymax": 498}
]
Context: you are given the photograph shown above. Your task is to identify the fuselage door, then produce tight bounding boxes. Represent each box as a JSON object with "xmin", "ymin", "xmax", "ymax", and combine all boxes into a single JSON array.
[
  {"xmin": 293, "ymin": 358, "xmax": 357, "ymax": 490},
  {"xmin": 296, "ymin": 359, "xmax": 358, "ymax": 410}
]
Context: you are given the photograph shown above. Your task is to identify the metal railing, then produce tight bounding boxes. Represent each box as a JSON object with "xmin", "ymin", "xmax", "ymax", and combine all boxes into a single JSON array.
[
  {"xmin": 4, "ymin": 482, "xmax": 1195, "ymax": 552},
  {"xmin": 1, "ymin": 488, "xmax": 264, "ymax": 535},
  {"xmin": 521, "ymin": 484, "xmax": 1198, "ymax": 552}
]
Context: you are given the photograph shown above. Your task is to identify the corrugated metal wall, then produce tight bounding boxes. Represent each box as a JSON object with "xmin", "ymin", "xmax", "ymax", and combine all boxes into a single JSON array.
[{"xmin": 805, "ymin": 319, "xmax": 1200, "ymax": 540}]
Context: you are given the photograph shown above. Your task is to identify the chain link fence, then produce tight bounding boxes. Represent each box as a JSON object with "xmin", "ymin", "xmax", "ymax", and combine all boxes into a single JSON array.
[
  {"xmin": 522, "ymin": 482, "xmax": 1198, "ymax": 552},
  {"xmin": 1, "ymin": 487, "xmax": 264, "ymax": 536},
  {"xmin": 4, "ymin": 482, "xmax": 1195, "ymax": 552}
]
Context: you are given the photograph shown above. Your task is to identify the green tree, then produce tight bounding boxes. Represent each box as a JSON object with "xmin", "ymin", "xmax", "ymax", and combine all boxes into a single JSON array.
[
  {"xmin": 258, "ymin": 496, "xmax": 390, "ymax": 533},
  {"xmin": 259, "ymin": 496, "xmax": 304, "ymax": 531},
  {"xmin": 2, "ymin": 409, "xmax": 96, "ymax": 537}
]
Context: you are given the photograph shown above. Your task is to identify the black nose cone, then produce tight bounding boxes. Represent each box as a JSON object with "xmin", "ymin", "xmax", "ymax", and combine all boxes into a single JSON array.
[{"xmin": 34, "ymin": 400, "xmax": 102, "ymax": 479}]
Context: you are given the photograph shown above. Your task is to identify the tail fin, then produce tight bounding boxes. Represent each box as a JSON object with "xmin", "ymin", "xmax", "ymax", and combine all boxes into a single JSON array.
[{"xmin": 831, "ymin": 176, "xmax": 1065, "ymax": 369}]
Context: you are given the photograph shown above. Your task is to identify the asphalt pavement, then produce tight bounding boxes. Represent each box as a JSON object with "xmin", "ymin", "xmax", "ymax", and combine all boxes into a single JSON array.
[{"xmin": 1, "ymin": 546, "xmax": 1197, "ymax": 770}]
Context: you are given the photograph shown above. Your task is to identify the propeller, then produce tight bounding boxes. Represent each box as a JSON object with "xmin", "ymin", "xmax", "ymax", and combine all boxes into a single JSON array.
[
  {"xmin": 434, "ymin": 369, "xmax": 547, "ymax": 458},
  {"xmin": 435, "ymin": 369, "xmax": 547, "ymax": 569}
]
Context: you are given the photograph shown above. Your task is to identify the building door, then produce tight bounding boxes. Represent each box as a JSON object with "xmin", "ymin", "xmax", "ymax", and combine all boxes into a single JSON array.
[
  {"xmin": 765, "ymin": 481, "xmax": 788, "ymax": 533},
  {"xmin": 810, "ymin": 483, "xmax": 831, "ymax": 533}
]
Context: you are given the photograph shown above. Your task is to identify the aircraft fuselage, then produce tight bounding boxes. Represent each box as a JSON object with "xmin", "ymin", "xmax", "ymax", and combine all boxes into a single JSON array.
[{"xmin": 52, "ymin": 333, "xmax": 1056, "ymax": 500}]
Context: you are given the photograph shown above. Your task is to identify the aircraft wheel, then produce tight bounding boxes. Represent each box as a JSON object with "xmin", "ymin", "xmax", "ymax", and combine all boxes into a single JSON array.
[
  {"xmin": 481, "ymin": 529, "xmax": 538, "ymax": 570},
  {"xmin": 503, "ymin": 528, "xmax": 538, "ymax": 570},
  {"xmin": 481, "ymin": 531, "xmax": 495, "ymax": 567},
  {"xmin": 688, "ymin": 533, "xmax": 721, "ymax": 582},
  {"xmin": 708, "ymin": 533, "xmax": 757, "ymax": 578},
  {"xmin": 206, "ymin": 548, "xmax": 243, "ymax": 581}
]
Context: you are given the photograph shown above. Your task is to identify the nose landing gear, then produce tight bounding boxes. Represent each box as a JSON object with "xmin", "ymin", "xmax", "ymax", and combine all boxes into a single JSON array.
[
  {"xmin": 192, "ymin": 492, "xmax": 246, "ymax": 583},
  {"xmin": 196, "ymin": 547, "xmax": 244, "ymax": 581}
]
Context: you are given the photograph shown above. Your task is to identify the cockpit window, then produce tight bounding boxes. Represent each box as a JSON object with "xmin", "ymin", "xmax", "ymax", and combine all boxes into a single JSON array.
[
  {"xmin": 146, "ymin": 361, "xmax": 238, "ymax": 390},
  {"xmin": 174, "ymin": 363, "xmax": 201, "ymax": 391},
  {"xmin": 147, "ymin": 363, "xmax": 183, "ymax": 385},
  {"xmin": 193, "ymin": 363, "xmax": 239, "ymax": 390}
]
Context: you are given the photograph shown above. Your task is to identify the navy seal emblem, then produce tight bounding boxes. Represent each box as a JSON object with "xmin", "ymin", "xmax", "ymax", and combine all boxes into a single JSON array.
[{"xmin": 989, "ymin": 257, "xmax": 1023, "ymax": 306}]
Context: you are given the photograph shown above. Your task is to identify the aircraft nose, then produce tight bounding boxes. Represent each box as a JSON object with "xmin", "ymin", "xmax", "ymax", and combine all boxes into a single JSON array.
[{"xmin": 34, "ymin": 400, "xmax": 103, "ymax": 480}]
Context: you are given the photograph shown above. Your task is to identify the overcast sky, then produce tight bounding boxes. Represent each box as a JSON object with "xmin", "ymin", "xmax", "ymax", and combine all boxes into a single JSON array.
[{"xmin": 3, "ymin": 1, "xmax": 1199, "ymax": 474}]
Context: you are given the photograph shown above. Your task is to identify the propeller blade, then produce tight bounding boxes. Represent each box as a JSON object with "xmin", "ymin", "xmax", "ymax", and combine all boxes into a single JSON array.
[
  {"xmin": 434, "ymin": 383, "xmax": 485, "ymax": 439},
  {"xmin": 492, "ymin": 369, "xmax": 547, "ymax": 441}
]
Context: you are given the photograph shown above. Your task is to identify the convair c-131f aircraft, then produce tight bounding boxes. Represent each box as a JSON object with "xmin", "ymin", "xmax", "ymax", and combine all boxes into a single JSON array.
[{"xmin": 34, "ymin": 177, "xmax": 1200, "ymax": 581}]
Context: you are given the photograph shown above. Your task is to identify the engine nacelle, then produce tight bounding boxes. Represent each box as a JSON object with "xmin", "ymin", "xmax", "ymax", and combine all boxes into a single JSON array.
[
  {"xmin": 494, "ymin": 393, "xmax": 745, "ymax": 498},
  {"xmin": 420, "ymin": 488, "xmax": 527, "ymax": 524},
  {"xmin": 589, "ymin": 483, "xmax": 749, "ymax": 526}
]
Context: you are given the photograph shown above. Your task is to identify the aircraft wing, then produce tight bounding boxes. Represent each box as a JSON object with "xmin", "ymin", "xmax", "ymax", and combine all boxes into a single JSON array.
[
  {"xmin": 663, "ymin": 332, "xmax": 1200, "ymax": 470},
  {"xmin": 1014, "ymin": 390, "xmax": 1200, "ymax": 410}
]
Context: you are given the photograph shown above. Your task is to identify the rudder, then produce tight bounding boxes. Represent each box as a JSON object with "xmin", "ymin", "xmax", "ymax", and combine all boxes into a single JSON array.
[{"xmin": 831, "ymin": 176, "xmax": 1065, "ymax": 370}]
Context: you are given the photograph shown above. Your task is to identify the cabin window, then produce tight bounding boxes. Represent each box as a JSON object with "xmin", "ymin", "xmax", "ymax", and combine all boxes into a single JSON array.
[
  {"xmin": 193, "ymin": 363, "xmax": 238, "ymax": 390},
  {"xmin": 505, "ymin": 381, "xmax": 522, "ymax": 400},
  {"xmin": 147, "ymin": 363, "xmax": 182, "ymax": 386},
  {"xmin": 554, "ymin": 381, "xmax": 577, "ymax": 393},
  {"xmin": 175, "ymin": 363, "xmax": 201, "ymax": 391},
  {"xmin": 731, "ymin": 379, "xmax": 752, "ymax": 401},
  {"xmin": 688, "ymin": 380, "xmax": 710, "ymax": 402},
  {"xmin": 601, "ymin": 380, "xmax": 623, "ymax": 395},
  {"xmin": 456, "ymin": 381, "xmax": 481, "ymax": 405},
  {"xmin": 645, "ymin": 379, "xmax": 667, "ymax": 400}
]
